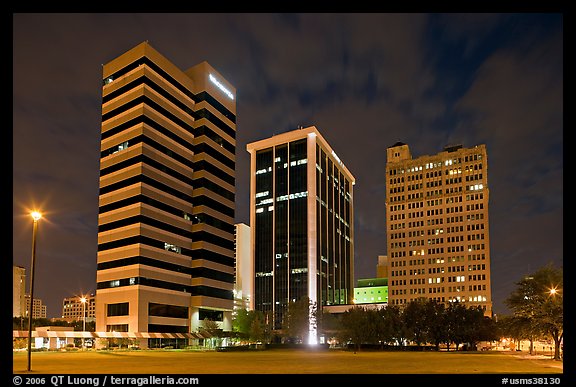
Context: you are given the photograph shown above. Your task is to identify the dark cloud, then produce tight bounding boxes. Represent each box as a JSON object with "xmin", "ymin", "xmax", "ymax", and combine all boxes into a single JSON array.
[
  {"xmin": 12, "ymin": 13, "xmax": 563, "ymax": 318},
  {"xmin": 453, "ymin": 24, "xmax": 563, "ymax": 313}
]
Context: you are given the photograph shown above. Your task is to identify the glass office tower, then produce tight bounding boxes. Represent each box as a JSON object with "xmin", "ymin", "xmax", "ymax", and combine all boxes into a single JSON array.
[{"xmin": 247, "ymin": 126, "xmax": 355, "ymax": 337}]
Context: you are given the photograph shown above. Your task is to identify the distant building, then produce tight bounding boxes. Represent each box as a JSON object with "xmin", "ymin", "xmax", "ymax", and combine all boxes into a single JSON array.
[
  {"xmin": 354, "ymin": 278, "xmax": 388, "ymax": 305},
  {"xmin": 13, "ymin": 265, "xmax": 26, "ymax": 317},
  {"xmin": 247, "ymin": 125, "xmax": 355, "ymax": 338},
  {"xmin": 62, "ymin": 293, "xmax": 96, "ymax": 323},
  {"xmin": 376, "ymin": 255, "xmax": 388, "ymax": 279},
  {"xmin": 25, "ymin": 295, "xmax": 47, "ymax": 319},
  {"xmin": 385, "ymin": 142, "xmax": 492, "ymax": 316},
  {"xmin": 234, "ymin": 223, "xmax": 252, "ymax": 311},
  {"xmin": 34, "ymin": 326, "xmax": 74, "ymax": 350}
]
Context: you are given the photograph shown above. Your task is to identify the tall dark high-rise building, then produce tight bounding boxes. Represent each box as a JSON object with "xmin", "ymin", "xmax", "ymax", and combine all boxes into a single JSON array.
[
  {"xmin": 95, "ymin": 41, "xmax": 236, "ymax": 347},
  {"xmin": 247, "ymin": 126, "xmax": 355, "ymax": 341},
  {"xmin": 385, "ymin": 142, "xmax": 492, "ymax": 316}
]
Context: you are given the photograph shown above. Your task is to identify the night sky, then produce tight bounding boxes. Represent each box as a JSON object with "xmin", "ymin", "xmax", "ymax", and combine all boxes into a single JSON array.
[{"xmin": 12, "ymin": 13, "xmax": 563, "ymax": 319}]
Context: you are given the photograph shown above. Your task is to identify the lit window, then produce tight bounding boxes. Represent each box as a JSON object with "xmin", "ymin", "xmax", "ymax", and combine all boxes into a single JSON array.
[{"xmin": 164, "ymin": 243, "xmax": 181, "ymax": 254}]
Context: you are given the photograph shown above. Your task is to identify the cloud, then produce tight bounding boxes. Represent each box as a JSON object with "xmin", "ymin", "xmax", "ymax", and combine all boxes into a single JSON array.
[
  {"xmin": 453, "ymin": 28, "xmax": 563, "ymax": 314},
  {"xmin": 12, "ymin": 13, "xmax": 563, "ymax": 317}
]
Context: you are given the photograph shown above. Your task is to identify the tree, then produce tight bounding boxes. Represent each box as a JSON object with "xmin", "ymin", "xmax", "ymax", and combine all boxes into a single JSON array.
[
  {"xmin": 445, "ymin": 301, "xmax": 468, "ymax": 350},
  {"xmin": 425, "ymin": 300, "xmax": 449, "ymax": 351},
  {"xmin": 200, "ymin": 318, "xmax": 221, "ymax": 348},
  {"xmin": 474, "ymin": 313, "xmax": 500, "ymax": 348},
  {"xmin": 497, "ymin": 314, "xmax": 536, "ymax": 352},
  {"xmin": 232, "ymin": 308, "xmax": 252, "ymax": 338},
  {"xmin": 370, "ymin": 306, "xmax": 388, "ymax": 349},
  {"xmin": 340, "ymin": 306, "xmax": 374, "ymax": 352},
  {"xmin": 283, "ymin": 297, "xmax": 316, "ymax": 344},
  {"xmin": 249, "ymin": 314, "xmax": 265, "ymax": 343},
  {"xmin": 505, "ymin": 263, "xmax": 563, "ymax": 360},
  {"xmin": 381, "ymin": 304, "xmax": 408, "ymax": 346},
  {"xmin": 403, "ymin": 298, "xmax": 431, "ymax": 347},
  {"xmin": 460, "ymin": 306, "xmax": 490, "ymax": 350},
  {"xmin": 316, "ymin": 307, "xmax": 341, "ymax": 343}
]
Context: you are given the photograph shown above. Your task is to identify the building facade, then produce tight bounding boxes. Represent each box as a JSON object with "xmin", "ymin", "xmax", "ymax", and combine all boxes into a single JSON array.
[
  {"xmin": 376, "ymin": 255, "xmax": 388, "ymax": 279},
  {"xmin": 96, "ymin": 41, "xmax": 237, "ymax": 347},
  {"xmin": 62, "ymin": 293, "xmax": 96, "ymax": 322},
  {"xmin": 25, "ymin": 295, "xmax": 47, "ymax": 319},
  {"xmin": 13, "ymin": 265, "xmax": 26, "ymax": 317},
  {"xmin": 385, "ymin": 142, "xmax": 492, "ymax": 315},
  {"xmin": 234, "ymin": 223, "xmax": 252, "ymax": 311},
  {"xmin": 354, "ymin": 278, "xmax": 388, "ymax": 305},
  {"xmin": 246, "ymin": 126, "xmax": 355, "ymax": 336}
]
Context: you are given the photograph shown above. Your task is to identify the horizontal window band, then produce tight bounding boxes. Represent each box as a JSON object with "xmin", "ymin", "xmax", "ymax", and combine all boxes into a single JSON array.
[
  {"xmin": 100, "ymin": 132, "xmax": 236, "ymax": 169},
  {"xmin": 97, "ymin": 255, "xmax": 234, "ymax": 283},
  {"xmin": 193, "ymin": 125, "xmax": 235, "ymax": 154},
  {"xmin": 100, "ymin": 153, "xmax": 194, "ymax": 187},
  {"xmin": 98, "ymin": 194, "xmax": 234, "ymax": 233},
  {"xmin": 192, "ymin": 195, "xmax": 235, "ymax": 218},
  {"xmin": 193, "ymin": 141, "xmax": 235, "ymax": 170},
  {"xmin": 103, "ymin": 58, "xmax": 235, "ymax": 123},
  {"xmin": 192, "ymin": 159, "xmax": 235, "ymax": 187},
  {"xmin": 103, "ymin": 79, "xmax": 235, "ymax": 142},
  {"xmin": 102, "ymin": 95, "xmax": 194, "ymax": 134},
  {"xmin": 96, "ymin": 276, "xmax": 233, "ymax": 300},
  {"xmin": 101, "ymin": 134, "xmax": 194, "ymax": 169},
  {"xmin": 195, "ymin": 91, "xmax": 236, "ymax": 125},
  {"xmin": 97, "ymin": 235, "xmax": 234, "ymax": 267},
  {"xmin": 99, "ymin": 174, "xmax": 194, "ymax": 203},
  {"xmin": 194, "ymin": 107, "xmax": 236, "ymax": 140},
  {"xmin": 98, "ymin": 214, "xmax": 234, "ymax": 250}
]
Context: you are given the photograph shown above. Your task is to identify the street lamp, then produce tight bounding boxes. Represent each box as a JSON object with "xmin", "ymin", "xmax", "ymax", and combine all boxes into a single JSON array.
[
  {"xmin": 547, "ymin": 286, "xmax": 562, "ymax": 299},
  {"xmin": 549, "ymin": 287, "xmax": 558, "ymax": 296},
  {"xmin": 27, "ymin": 210, "xmax": 42, "ymax": 372},
  {"xmin": 80, "ymin": 296, "xmax": 87, "ymax": 349}
]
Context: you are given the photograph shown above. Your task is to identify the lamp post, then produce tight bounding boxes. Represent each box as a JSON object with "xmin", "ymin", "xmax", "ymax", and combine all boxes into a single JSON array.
[
  {"xmin": 27, "ymin": 211, "xmax": 42, "ymax": 372},
  {"xmin": 80, "ymin": 296, "xmax": 87, "ymax": 349},
  {"xmin": 547, "ymin": 285, "xmax": 562, "ymax": 360}
]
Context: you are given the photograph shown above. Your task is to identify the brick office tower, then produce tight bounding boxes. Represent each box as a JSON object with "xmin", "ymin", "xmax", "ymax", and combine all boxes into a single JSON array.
[
  {"xmin": 247, "ymin": 126, "xmax": 355, "ymax": 343},
  {"xmin": 96, "ymin": 42, "xmax": 236, "ymax": 348},
  {"xmin": 385, "ymin": 143, "xmax": 492, "ymax": 316}
]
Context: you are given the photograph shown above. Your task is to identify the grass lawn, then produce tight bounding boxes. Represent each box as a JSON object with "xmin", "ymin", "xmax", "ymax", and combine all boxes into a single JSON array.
[{"xmin": 12, "ymin": 348, "xmax": 563, "ymax": 374}]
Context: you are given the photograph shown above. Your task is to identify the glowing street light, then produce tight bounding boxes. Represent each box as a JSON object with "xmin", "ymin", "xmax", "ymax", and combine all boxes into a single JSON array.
[
  {"xmin": 27, "ymin": 210, "xmax": 42, "ymax": 372},
  {"xmin": 548, "ymin": 286, "xmax": 562, "ymax": 298}
]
